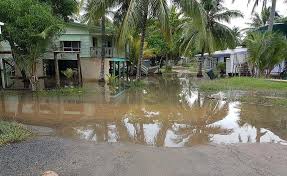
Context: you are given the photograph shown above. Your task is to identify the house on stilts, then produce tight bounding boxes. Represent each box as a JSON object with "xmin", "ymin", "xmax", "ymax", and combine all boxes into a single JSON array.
[{"xmin": 0, "ymin": 22, "xmax": 129, "ymax": 89}]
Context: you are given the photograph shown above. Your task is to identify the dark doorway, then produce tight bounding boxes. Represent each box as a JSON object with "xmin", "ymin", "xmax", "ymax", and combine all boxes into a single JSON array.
[{"xmin": 43, "ymin": 59, "xmax": 79, "ymax": 88}]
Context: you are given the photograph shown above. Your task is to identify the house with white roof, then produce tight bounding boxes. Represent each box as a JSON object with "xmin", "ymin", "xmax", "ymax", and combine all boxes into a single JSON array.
[
  {"xmin": 196, "ymin": 47, "xmax": 249, "ymax": 76},
  {"xmin": 196, "ymin": 47, "xmax": 286, "ymax": 77}
]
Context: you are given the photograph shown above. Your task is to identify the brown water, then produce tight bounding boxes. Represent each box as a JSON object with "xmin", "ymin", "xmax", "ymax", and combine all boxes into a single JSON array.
[{"xmin": 0, "ymin": 75, "xmax": 287, "ymax": 147}]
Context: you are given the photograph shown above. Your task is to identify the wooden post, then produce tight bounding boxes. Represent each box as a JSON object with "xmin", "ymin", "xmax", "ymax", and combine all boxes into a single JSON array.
[
  {"xmin": 118, "ymin": 61, "xmax": 120, "ymax": 78},
  {"xmin": 123, "ymin": 61, "xmax": 126, "ymax": 80},
  {"xmin": 0, "ymin": 58, "xmax": 5, "ymax": 89},
  {"xmin": 113, "ymin": 61, "xmax": 116, "ymax": 76},
  {"xmin": 77, "ymin": 53, "xmax": 83, "ymax": 87},
  {"xmin": 126, "ymin": 62, "xmax": 129, "ymax": 82},
  {"xmin": 54, "ymin": 52, "xmax": 60, "ymax": 88}
]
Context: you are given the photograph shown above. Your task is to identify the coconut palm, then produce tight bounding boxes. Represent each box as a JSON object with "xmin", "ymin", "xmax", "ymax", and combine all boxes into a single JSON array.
[
  {"xmin": 82, "ymin": 0, "xmax": 122, "ymax": 82},
  {"xmin": 119, "ymin": 0, "xmax": 170, "ymax": 79},
  {"xmin": 245, "ymin": 32, "xmax": 287, "ymax": 77},
  {"xmin": 128, "ymin": 34, "xmax": 156, "ymax": 67},
  {"xmin": 233, "ymin": 0, "xmax": 277, "ymax": 31},
  {"xmin": 232, "ymin": 27, "xmax": 242, "ymax": 45},
  {"xmin": 247, "ymin": 6, "xmax": 280, "ymax": 29},
  {"xmin": 250, "ymin": 6, "xmax": 272, "ymax": 28},
  {"xmin": 178, "ymin": 0, "xmax": 243, "ymax": 77}
]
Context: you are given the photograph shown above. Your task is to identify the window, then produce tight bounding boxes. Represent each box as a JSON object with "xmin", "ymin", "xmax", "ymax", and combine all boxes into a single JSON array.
[
  {"xmin": 93, "ymin": 37, "xmax": 98, "ymax": 47},
  {"xmin": 61, "ymin": 41, "xmax": 81, "ymax": 51},
  {"xmin": 106, "ymin": 40, "xmax": 112, "ymax": 47},
  {"xmin": 104, "ymin": 38, "xmax": 112, "ymax": 47}
]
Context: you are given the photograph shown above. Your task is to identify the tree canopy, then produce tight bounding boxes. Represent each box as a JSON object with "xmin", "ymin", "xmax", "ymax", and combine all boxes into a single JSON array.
[
  {"xmin": 0, "ymin": 0, "xmax": 63, "ymax": 90},
  {"xmin": 40, "ymin": 0, "xmax": 78, "ymax": 21},
  {"xmin": 245, "ymin": 31, "xmax": 287, "ymax": 77}
]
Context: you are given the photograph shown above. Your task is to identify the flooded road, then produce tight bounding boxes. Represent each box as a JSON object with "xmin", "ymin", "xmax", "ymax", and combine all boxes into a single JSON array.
[{"xmin": 0, "ymin": 75, "xmax": 286, "ymax": 147}]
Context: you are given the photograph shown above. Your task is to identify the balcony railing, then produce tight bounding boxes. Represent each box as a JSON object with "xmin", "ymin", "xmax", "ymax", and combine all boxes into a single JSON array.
[{"xmin": 90, "ymin": 47, "xmax": 113, "ymax": 58}]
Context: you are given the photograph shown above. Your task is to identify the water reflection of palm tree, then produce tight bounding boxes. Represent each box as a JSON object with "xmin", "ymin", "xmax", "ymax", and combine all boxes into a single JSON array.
[
  {"xmin": 173, "ymin": 103, "xmax": 227, "ymax": 147},
  {"xmin": 122, "ymin": 97, "xmax": 228, "ymax": 146},
  {"xmin": 239, "ymin": 103, "xmax": 287, "ymax": 142},
  {"xmin": 121, "ymin": 77, "xmax": 229, "ymax": 146}
]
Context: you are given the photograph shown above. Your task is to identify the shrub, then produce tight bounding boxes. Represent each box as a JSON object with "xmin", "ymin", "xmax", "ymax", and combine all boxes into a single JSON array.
[
  {"xmin": 61, "ymin": 68, "xmax": 74, "ymax": 79},
  {"xmin": 164, "ymin": 66, "xmax": 173, "ymax": 73},
  {"xmin": 0, "ymin": 121, "xmax": 32, "ymax": 146}
]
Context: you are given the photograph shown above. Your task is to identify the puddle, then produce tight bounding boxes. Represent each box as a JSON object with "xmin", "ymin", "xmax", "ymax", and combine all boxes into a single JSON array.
[{"xmin": 0, "ymin": 76, "xmax": 286, "ymax": 147}]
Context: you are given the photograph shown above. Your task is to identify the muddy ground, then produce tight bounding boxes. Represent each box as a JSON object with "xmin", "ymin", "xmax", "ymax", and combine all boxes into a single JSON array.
[{"xmin": 0, "ymin": 136, "xmax": 286, "ymax": 176}]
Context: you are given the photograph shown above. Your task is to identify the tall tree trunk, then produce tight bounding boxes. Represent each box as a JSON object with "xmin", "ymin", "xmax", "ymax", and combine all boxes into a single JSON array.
[
  {"xmin": 268, "ymin": 0, "xmax": 277, "ymax": 31},
  {"xmin": 197, "ymin": 52, "xmax": 204, "ymax": 77},
  {"xmin": 30, "ymin": 63, "xmax": 38, "ymax": 92},
  {"xmin": 99, "ymin": 16, "xmax": 106, "ymax": 82},
  {"xmin": 136, "ymin": 3, "xmax": 148, "ymax": 80}
]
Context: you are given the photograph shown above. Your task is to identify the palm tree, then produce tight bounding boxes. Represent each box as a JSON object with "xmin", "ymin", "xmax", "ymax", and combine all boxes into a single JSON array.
[
  {"xmin": 247, "ymin": 6, "xmax": 280, "ymax": 29},
  {"xmin": 249, "ymin": 7, "xmax": 271, "ymax": 28},
  {"xmin": 178, "ymin": 0, "xmax": 243, "ymax": 77},
  {"xmin": 119, "ymin": 0, "xmax": 170, "ymax": 79},
  {"xmin": 268, "ymin": 0, "xmax": 277, "ymax": 31},
  {"xmin": 233, "ymin": 0, "xmax": 277, "ymax": 31},
  {"xmin": 82, "ymin": 0, "xmax": 121, "ymax": 82},
  {"xmin": 232, "ymin": 27, "xmax": 242, "ymax": 45},
  {"xmin": 245, "ymin": 32, "xmax": 287, "ymax": 77}
]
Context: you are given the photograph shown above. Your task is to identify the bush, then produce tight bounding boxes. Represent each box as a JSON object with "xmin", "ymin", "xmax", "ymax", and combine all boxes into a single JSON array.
[
  {"xmin": 128, "ymin": 80, "xmax": 146, "ymax": 89},
  {"xmin": 107, "ymin": 74, "xmax": 119, "ymax": 87},
  {"xmin": 164, "ymin": 66, "xmax": 173, "ymax": 73},
  {"xmin": 216, "ymin": 62, "xmax": 226, "ymax": 77},
  {"xmin": 35, "ymin": 87, "xmax": 85, "ymax": 96},
  {"xmin": 61, "ymin": 68, "xmax": 74, "ymax": 79},
  {"xmin": 0, "ymin": 121, "xmax": 32, "ymax": 146}
]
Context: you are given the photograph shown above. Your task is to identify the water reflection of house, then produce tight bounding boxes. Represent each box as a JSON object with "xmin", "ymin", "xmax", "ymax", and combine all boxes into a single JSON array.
[
  {"xmin": 0, "ymin": 22, "xmax": 127, "ymax": 88},
  {"xmin": 0, "ymin": 83, "xmax": 286, "ymax": 146}
]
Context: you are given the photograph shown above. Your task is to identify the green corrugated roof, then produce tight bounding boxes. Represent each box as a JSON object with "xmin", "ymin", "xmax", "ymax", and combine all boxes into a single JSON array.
[
  {"xmin": 66, "ymin": 22, "xmax": 116, "ymax": 34},
  {"xmin": 111, "ymin": 57, "xmax": 128, "ymax": 62},
  {"xmin": 258, "ymin": 23, "xmax": 287, "ymax": 36}
]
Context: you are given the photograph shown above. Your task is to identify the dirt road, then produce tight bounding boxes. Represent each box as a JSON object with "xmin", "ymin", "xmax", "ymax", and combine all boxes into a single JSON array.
[{"xmin": 1, "ymin": 136, "xmax": 287, "ymax": 176}]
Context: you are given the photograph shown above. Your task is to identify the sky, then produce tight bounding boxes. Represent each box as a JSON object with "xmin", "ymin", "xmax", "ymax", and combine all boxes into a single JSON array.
[
  {"xmin": 222, "ymin": 0, "xmax": 286, "ymax": 29},
  {"xmin": 167, "ymin": 0, "xmax": 287, "ymax": 29}
]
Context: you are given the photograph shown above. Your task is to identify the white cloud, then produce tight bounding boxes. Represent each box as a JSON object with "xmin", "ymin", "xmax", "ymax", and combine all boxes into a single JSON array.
[
  {"xmin": 224, "ymin": 0, "xmax": 287, "ymax": 29},
  {"xmin": 168, "ymin": 0, "xmax": 287, "ymax": 29}
]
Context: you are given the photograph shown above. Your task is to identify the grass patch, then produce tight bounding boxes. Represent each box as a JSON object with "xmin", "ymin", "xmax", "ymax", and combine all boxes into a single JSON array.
[
  {"xmin": 160, "ymin": 66, "xmax": 173, "ymax": 73},
  {"xmin": 35, "ymin": 87, "xmax": 86, "ymax": 96},
  {"xmin": 127, "ymin": 80, "xmax": 146, "ymax": 90},
  {"xmin": 240, "ymin": 96, "xmax": 287, "ymax": 107},
  {"xmin": 199, "ymin": 77, "xmax": 287, "ymax": 92},
  {"xmin": 0, "ymin": 121, "xmax": 32, "ymax": 146}
]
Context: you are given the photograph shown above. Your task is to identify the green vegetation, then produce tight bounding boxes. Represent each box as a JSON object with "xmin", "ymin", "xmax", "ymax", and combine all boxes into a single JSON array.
[
  {"xmin": 61, "ymin": 68, "xmax": 75, "ymax": 86},
  {"xmin": 162, "ymin": 66, "xmax": 173, "ymax": 73},
  {"xmin": 40, "ymin": 0, "xmax": 78, "ymax": 21},
  {"xmin": 245, "ymin": 32, "xmax": 287, "ymax": 77},
  {"xmin": 35, "ymin": 87, "xmax": 85, "ymax": 96},
  {"xmin": 107, "ymin": 74, "xmax": 120, "ymax": 94},
  {"xmin": 234, "ymin": 0, "xmax": 278, "ymax": 31},
  {"xmin": 240, "ymin": 96, "xmax": 287, "ymax": 107},
  {"xmin": 0, "ymin": 0, "xmax": 64, "ymax": 91},
  {"xmin": 0, "ymin": 121, "xmax": 32, "ymax": 146},
  {"xmin": 128, "ymin": 80, "xmax": 146, "ymax": 90},
  {"xmin": 116, "ymin": 0, "xmax": 170, "ymax": 79},
  {"xmin": 179, "ymin": 0, "xmax": 243, "ymax": 77},
  {"xmin": 199, "ymin": 77, "xmax": 287, "ymax": 92},
  {"xmin": 61, "ymin": 68, "xmax": 74, "ymax": 80}
]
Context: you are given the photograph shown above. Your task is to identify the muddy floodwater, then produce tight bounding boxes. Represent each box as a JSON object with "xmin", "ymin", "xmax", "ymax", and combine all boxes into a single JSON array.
[{"xmin": 0, "ymin": 75, "xmax": 287, "ymax": 147}]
